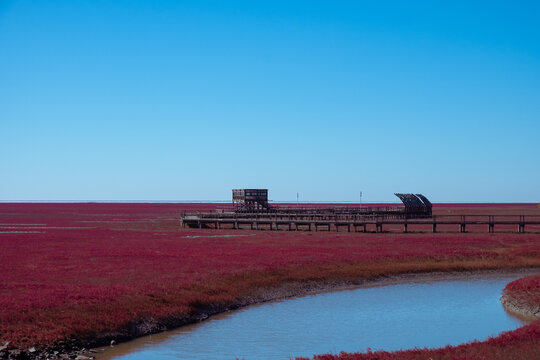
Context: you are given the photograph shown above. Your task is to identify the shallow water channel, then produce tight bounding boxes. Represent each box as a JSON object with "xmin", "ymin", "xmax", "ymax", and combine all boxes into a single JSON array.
[{"xmin": 98, "ymin": 275, "xmax": 532, "ymax": 360}]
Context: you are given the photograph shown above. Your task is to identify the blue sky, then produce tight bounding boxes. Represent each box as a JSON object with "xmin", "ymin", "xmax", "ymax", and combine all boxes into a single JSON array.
[{"xmin": 1, "ymin": 1, "xmax": 539, "ymax": 202}]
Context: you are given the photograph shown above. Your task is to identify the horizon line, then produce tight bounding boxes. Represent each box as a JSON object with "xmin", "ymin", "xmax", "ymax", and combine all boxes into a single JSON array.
[{"xmin": 0, "ymin": 200, "xmax": 538, "ymax": 204}]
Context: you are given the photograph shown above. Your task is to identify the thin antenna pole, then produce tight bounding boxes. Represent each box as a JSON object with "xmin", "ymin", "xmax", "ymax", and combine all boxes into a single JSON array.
[
  {"xmin": 297, "ymin": 192, "xmax": 299, "ymax": 206},
  {"xmin": 360, "ymin": 191, "xmax": 362, "ymax": 207}
]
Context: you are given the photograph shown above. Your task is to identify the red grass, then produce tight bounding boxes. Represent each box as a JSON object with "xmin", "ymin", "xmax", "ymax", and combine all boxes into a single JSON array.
[{"xmin": 0, "ymin": 203, "xmax": 539, "ymax": 358}]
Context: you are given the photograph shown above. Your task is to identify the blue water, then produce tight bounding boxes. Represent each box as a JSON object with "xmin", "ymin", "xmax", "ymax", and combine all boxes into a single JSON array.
[{"xmin": 101, "ymin": 277, "xmax": 528, "ymax": 360}]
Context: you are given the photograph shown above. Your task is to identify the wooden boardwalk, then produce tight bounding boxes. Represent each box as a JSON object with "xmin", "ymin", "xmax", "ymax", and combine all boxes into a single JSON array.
[{"xmin": 181, "ymin": 213, "xmax": 540, "ymax": 233}]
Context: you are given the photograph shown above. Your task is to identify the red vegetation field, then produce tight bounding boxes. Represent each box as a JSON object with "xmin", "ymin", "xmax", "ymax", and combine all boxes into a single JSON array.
[{"xmin": 0, "ymin": 203, "xmax": 539, "ymax": 358}]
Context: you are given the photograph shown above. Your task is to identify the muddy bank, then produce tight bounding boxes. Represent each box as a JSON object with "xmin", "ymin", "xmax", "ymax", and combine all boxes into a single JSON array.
[
  {"xmin": 233, "ymin": 267, "xmax": 540, "ymax": 313},
  {"xmin": 501, "ymin": 276, "xmax": 540, "ymax": 320},
  {"xmin": 501, "ymin": 294, "xmax": 540, "ymax": 320},
  {"xmin": 3, "ymin": 267, "xmax": 539, "ymax": 360}
]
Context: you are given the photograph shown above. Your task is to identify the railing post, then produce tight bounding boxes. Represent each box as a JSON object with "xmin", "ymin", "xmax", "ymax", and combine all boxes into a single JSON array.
[
  {"xmin": 460, "ymin": 215, "xmax": 466, "ymax": 233},
  {"xmin": 403, "ymin": 218, "xmax": 408, "ymax": 233}
]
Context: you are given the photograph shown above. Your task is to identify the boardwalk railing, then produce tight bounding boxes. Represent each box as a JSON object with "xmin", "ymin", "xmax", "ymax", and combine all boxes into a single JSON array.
[{"xmin": 180, "ymin": 212, "xmax": 540, "ymax": 233}]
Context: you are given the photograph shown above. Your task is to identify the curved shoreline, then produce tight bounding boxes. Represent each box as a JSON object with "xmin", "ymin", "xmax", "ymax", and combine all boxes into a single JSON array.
[
  {"xmin": 501, "ymin": 275, "xmax": 540, "ymax": 320},
  {"xmin": 91, "ymin": 267, "xmax": 540, "ymax": 360},
  {"xmin": 501, "ymin": 294, "xmax": 540, "ymax": 320}
]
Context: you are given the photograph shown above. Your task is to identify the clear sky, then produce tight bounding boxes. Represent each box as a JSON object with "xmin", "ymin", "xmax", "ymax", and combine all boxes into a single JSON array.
[{"xmin": 1, "ymin": 0, "xmax": 539, "ymax": 202}]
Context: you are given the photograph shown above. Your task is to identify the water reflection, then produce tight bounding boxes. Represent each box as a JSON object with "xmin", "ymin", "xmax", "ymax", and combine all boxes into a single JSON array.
[{"xmin": 98, "ymin": 277, "xmax": 530, "ymax": 360}]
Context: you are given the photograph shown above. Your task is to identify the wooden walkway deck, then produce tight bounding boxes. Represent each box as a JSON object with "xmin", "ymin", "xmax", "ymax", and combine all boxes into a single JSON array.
[{"xmin": 181, "ymin": 213, "xmax": 540, "ymax": 233}]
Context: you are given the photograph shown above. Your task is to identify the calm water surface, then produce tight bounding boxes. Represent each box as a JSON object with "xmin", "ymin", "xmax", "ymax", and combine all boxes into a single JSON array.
[{"xmin": 100, "ymin": 277, "xmax": 529, "ymax": 360}]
